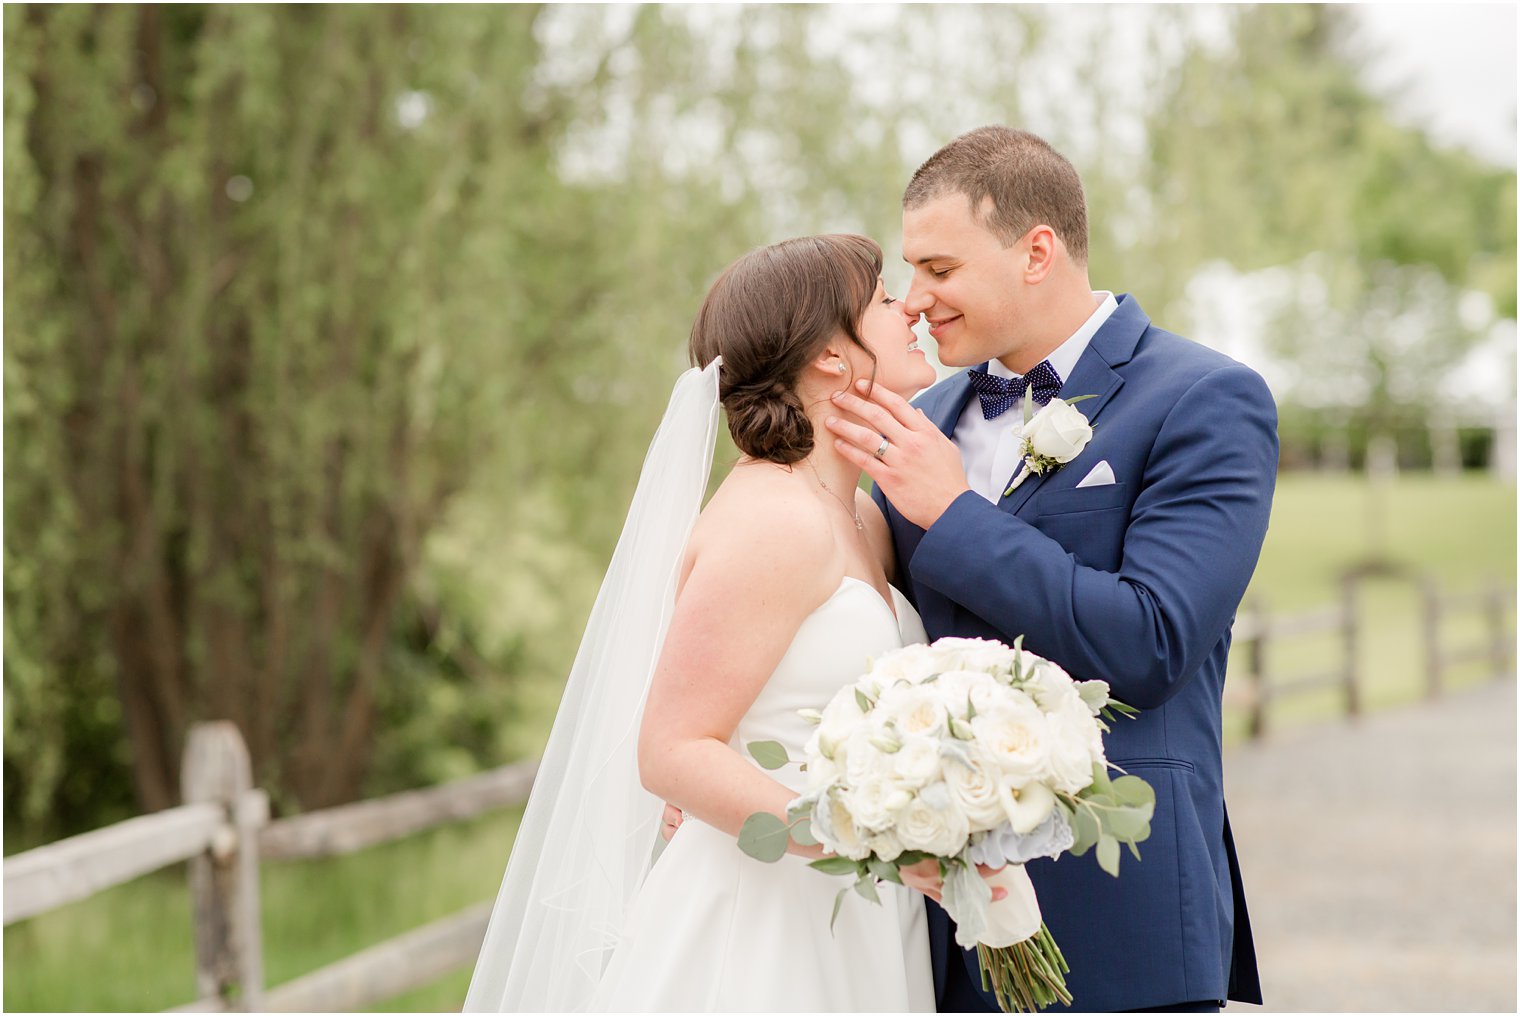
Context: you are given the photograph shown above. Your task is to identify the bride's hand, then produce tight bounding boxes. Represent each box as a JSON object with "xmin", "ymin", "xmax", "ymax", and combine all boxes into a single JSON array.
[
  {"xmin": 660, "ymin": 803, "xmax": 684, "ymax": 842},
  {"xmin": 898, "ymin": 858, "xmax": 1010, "ymax": 904}
]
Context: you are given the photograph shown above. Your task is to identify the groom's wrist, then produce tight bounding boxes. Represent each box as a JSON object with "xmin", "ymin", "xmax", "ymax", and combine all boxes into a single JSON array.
[{"xmin": 910, "ymin": 490, "xmax": 1022, "ymax": 590}]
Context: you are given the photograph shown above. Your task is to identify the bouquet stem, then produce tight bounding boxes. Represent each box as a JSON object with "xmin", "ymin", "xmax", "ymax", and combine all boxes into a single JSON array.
[{"xmin": 977, "ymin": 923, "xmax": 1071, "ymax": 1013}]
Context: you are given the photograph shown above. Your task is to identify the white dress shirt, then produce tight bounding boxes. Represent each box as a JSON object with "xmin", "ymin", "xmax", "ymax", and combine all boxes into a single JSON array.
[{"xmin": 955, "ymin": 292, "xmax": 1118, "ymax": 502}]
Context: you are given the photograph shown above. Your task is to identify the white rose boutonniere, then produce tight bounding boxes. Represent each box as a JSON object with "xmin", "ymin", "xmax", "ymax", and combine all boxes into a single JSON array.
[{"xmin": 1003, "ymin": 388, "xmax": 1097, "ymax": 497}]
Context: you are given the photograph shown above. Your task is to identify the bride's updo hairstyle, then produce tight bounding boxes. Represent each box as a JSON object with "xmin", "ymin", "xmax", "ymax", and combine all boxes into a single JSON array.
[{"xmin": 689, "ymin": 234, "xmax": 882, "ymax": 465}]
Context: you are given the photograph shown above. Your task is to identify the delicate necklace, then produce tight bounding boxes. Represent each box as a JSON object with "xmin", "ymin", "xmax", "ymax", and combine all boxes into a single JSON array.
[{"xmin": 806, "ymin": 457, "xmax": 864, "ymax": 532}]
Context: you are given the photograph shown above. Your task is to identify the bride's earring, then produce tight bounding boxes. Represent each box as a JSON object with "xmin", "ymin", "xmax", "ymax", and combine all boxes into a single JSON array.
[{"xmin": 837, "ymin": 363, "xmax": 847, "ymax": 375}]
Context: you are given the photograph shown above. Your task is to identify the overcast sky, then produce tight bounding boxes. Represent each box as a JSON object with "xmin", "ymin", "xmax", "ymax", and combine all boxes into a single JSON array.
[{"xmin": 1355, "ymin": 3, "xmax": 1516, "ymax": 167}]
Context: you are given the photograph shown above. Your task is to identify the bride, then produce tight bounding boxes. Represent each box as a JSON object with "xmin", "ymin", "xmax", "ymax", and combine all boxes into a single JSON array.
[{"xmin": 465, "ymin": 235, "xmax": 942, "ymax": 1012}]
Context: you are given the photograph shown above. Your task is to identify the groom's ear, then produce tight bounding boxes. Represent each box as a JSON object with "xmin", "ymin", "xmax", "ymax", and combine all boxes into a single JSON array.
[{"xmin": 1023, "ymin": 224, "xmax": 1059, "ymax": 284}]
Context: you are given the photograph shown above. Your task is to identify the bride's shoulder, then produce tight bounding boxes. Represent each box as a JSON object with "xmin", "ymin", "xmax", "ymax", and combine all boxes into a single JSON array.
[
  {"xmin": 683, "ymin": 465, "xmax": 842, "ymax": 599},
  {"xmin": 695, "ymin": 465, "xmax": 834, "ymax": 555}
]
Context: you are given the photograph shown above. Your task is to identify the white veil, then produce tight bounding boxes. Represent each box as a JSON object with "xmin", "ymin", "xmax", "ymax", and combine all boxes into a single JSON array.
[{"xmin": 463, "ymin": 358, "xmax": 722, "ymax": 1013}]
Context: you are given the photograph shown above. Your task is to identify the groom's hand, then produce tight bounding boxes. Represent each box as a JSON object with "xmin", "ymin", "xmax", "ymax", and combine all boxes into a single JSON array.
[
  {"xmin": 659, "ymin": 803, "xmax": 683, "ymax": 842},
  {"xmin": 825, "ymin": 381, "xmax": 969, "ymax": 530}
]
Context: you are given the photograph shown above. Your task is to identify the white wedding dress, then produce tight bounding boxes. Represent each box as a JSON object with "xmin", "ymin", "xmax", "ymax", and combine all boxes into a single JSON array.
[{"xmin": 588, "ymin": 576, "xmax": 936, "ymax": 1013}]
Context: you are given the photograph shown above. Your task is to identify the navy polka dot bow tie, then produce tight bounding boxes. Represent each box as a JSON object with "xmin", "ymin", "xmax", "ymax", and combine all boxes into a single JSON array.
[{"xmin": 967, "ymin": 360, "xmax": 1063, "ymax": 420}]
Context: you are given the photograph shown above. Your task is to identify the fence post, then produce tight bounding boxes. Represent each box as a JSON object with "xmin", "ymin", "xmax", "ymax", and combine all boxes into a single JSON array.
[
  {"xmin": 182, "ymin": 722, "xmax": 265, "ymax": 1011},
  {"xmin": 1420, "ymin": 574, "xmax": 1443, "ymax": 698},
  {"xmin": 1341, "ymin": 574, "xmax": 1361, "ymax": 718},
  {"xmin": 1488, "ymin": 580, "xmax": 1513, "ymax": 680},
  {"xmin": 1247, "ymin": 596, "xmax": 1268, "ymax": 740}
]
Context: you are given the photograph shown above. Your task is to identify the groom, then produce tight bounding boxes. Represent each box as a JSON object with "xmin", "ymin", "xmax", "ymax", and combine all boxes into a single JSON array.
[{"xmin": 826, "ymin": 126, "xmax": 1272, "ymax": 1012}]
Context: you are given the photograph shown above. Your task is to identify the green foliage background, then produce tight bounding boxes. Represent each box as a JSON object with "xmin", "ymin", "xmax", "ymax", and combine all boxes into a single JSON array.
[{"xmin": 4, "ymin": 4, "xmax": 1515, "ymax": 854}]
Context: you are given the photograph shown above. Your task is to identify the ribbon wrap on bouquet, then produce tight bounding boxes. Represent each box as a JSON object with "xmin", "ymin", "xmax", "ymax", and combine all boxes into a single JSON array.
[
  {"xmin": 977, "ymin": 865, "xmax": 1043, "ymax": 948},
  {"xmin": 942, "ymin": 861, "xmax": 1043, "ymax": 949}
]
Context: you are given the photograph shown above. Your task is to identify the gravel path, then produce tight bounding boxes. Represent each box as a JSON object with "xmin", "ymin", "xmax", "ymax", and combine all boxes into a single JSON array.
[{"xmin": 1224, "ymin": 680, "xmax": 1516, "ymax": 1013}]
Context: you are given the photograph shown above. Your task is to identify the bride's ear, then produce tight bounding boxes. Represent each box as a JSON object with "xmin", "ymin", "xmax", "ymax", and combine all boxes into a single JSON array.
[{"xmin": 813, "ymin": 347, "xmax": 851, "ymax": 379}]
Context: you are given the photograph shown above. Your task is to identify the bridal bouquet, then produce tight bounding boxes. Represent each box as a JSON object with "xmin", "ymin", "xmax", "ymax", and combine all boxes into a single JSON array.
[{"xmin": 739, "ymin": 637, "xmax": 1154, "ymax": 1013}]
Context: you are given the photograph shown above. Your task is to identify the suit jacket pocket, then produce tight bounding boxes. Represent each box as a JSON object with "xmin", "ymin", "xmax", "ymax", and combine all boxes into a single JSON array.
[
  {"xmin": 1030, "ymin": 482, "xmax": 1128, "ymax": 571},
  {"xmin": 1108, "ymin": 755, "xmax": 1198, "ymax": 774},
  {"xmin": 1035, "ymin": 481, "xmax": 1128, "ymax": 516}
]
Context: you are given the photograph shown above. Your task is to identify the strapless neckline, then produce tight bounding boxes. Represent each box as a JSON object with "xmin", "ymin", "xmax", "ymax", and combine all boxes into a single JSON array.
[{"xmin": 832, "ymin": 574, "xmax": 905, "ymax": 626}]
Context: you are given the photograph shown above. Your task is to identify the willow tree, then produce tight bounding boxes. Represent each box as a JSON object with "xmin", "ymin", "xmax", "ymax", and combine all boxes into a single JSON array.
[{"xmin": 3, "ymin": 5, "xmax": 577, "ymax": 824}]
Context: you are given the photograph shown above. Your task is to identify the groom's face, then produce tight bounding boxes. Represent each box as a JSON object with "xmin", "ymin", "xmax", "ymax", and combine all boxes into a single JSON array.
[{"xmin": 900, "ymin": 193, "xmax": 1031, "ymax": 369}]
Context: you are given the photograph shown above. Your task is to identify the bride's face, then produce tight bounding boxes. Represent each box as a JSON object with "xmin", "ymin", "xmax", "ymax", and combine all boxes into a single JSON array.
[{"xmin": 853, "ymin": 278, "xmax": 938, "ymax": 398}]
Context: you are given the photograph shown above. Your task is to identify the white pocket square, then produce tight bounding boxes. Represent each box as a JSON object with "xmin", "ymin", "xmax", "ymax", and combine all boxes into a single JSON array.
[{"xmin": 1075, "ymin": 460, "xmax": 1115, "ymax": 488}]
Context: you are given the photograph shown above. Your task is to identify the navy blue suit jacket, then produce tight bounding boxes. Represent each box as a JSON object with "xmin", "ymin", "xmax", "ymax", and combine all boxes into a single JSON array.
[{"xmin": 875, "ymin": 295, "xmax": 1272, "ymax": 1012}]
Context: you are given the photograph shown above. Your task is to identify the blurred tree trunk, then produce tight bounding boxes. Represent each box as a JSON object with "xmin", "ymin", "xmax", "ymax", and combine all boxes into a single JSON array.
[{"xmin": 4, "ymin": 4, "xmax": 560, "ymax": 817}]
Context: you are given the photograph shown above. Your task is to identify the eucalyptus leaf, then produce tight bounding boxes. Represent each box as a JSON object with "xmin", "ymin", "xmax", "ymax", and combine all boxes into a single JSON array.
[
  {"xmin": 1112, "ymin": 775, "xmax": 1156, "ymax": 810},
  {"xmin": 1096, "ymin": 835, "xmax": 1121, "ymax": 877},
  {"xmin": 789, "ymin": 819, "xmax": 819, "ymax": 847},
  {"xmin": 738, "ymin": 812, "xmax": 791, "ymax": 862},
  {"xmin": 853, "ymin": 875, "xmax": 881, "ymax": 904},
  {"xmin": 1070, "ymin": 807, "xmax": 1101, "ymax": 853},
  {"xmin": 867, "ymin": 857, "xmax": 903, "ymax": 884},
  {"xmin": 1103, "ymin": 806, "xmax": 1151, "ymax": 842},
  {"xmin": 830, "ymin": 886, "xmax": 849, "ymax": 933},
  {"xmin": 1089, "ymin": 762, "xmax": 1113, "ymax": 794},
  {"xmin": 747, "ymin": 740, "xmax": 791, "ymax": 771},
  {"xmin": 810, "ymin": 855, "xmax": 866, "ymax": 877}
]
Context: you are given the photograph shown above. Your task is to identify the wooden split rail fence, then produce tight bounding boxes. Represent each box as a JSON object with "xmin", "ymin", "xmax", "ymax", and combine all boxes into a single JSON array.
[
  {"xmin": 1228, "ymin": 572, "xmax": 1515, "ymax": 737},
  {"xmin": 4, "ymin": 572, "xmax": 1513, "ymax": 1011},
  {"xmin": 4, "ymin": 725, "xmax": 537, "ymax": 1013}
]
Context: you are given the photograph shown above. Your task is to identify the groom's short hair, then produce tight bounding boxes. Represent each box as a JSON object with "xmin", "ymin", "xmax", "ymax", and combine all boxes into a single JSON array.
[{"xmin": 904, "ymin": 126, "xmax": 1089, "ymax": 265}]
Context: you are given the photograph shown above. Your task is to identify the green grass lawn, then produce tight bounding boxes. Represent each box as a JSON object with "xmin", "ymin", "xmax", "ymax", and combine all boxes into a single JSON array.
[
  {"xmin": 5, "ymin": 473, "xmax": 1514, "ymax": 1012},
  {"xmin": 1224, "ymin": 473, "xmax": 1515, "ymax": 741}
]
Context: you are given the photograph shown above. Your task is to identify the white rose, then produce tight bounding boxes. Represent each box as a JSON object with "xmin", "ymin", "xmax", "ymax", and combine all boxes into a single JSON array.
[
  {"xmin": 843, "ymin": 777, "xmax": 913, "ymax": 832},
  {"xmin": 816, "ymin": 791, "xmax": 872, "ymax": 860},
  {"xmin": 924, "ymin": 670, "xmax": 999, "ymax": 721},
  {"xmin": 1018, "ymin": 398, "xmax": 1092, "ymax": 463},
  {"xmin": 891, "ymin": 734, "xmax": 943, "ymax": 789},
  {"xmin": 844, "ymin": 727, "xmax": 894, "ymax": 785},
  {"xmin": 1076, "ymin": 678, "xmax": 1112, "ymax": 716},
  {"xmin": 1021, "ymin": 658, "xmax": 1082, "ymax": 713},
  {"xmin": 805, "ymin": 752, "xmax": 839, "ymax": 793},
  {"xmin": 971, "ymin": 693, "xmax": 1051, "ymax": 786},
  {"xmin": 942, "ymin": 747, "xmax": 1010, "ymax": 830},
  {"xmin": 896, "ymin": 783, "xmax": 971, "ymax": 857},
  {"xmin": 867, "ymin": 826, "xmax": 906, "ymax": 863},
  {"xmin": 1045, "ymin": 695, "xmax": 1102, "ymax": 794},
  {"xmin": 872, "ymin": 643, "xmax": 943, "ymax": 686},
  {"xmin": 930, "ymin": 638, "xmax": 1018, "ymax": 676},
  {"xmin": 817, "ymin": 685, "xmax": 866, "ymax": 760},
  {"xmin": 879, "ymin": 683, "xmax": 949, "ymax": 738}
]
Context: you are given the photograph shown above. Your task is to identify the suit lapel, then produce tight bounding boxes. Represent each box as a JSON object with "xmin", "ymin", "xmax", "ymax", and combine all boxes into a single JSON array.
[
  {"xmin": 923, "ymin": 369, "xmax": 977, "ymax": 438},
  {"xmin": 997, "ymin": 294, "xmax": 1149, "ymax": 517}
]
